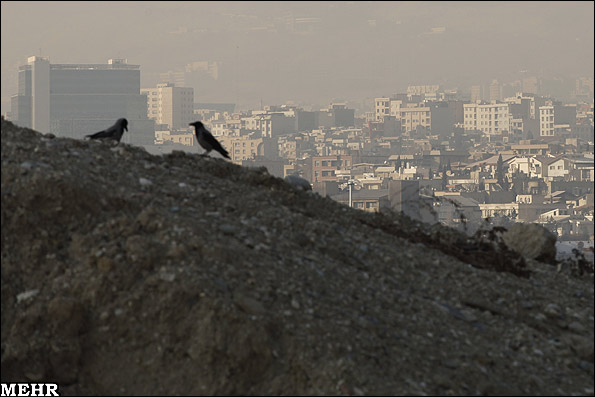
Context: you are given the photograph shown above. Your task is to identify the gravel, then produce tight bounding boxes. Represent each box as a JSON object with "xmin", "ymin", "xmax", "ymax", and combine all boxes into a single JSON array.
[{"xmin": 1, "ymin": 118, "xmax": 593, "ymax": 395}]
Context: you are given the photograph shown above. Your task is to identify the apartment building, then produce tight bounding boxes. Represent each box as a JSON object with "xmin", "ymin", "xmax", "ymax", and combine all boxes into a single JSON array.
[
  {"xmin": 396, "ymin": 105, "xmax": 431, "ymax": 133},
  {"xmin": 539, "ymin": 105, "xmax": 555, "ymax": 137},
  {"xmin": 141, "ymin": 82, "xmax": 194, "ymax": 130},
  {"xmin": 155, "ymin": 131, "xmax": 194, "ymax": 146},
  {"xmin": 463, "ymin": 102, "xmax": 511, "ymax": 135},
  {"xmin": 216, "ymin": 134, "xmax": 267, "ymax": 163},
  {"xmin": 244, "ymin": 113, "xmax": 296, "ymax": 137},
  {"xmin": 471, "ymin": 85, "xmax": 485, "ymax": 102},
  {"xmin": 489, "ymin": 80, "xmax": 502, "ymax": 102},
  {"xmin": 374, "ymin": 97, "xmax": 391, "ymax": 121},
  {"xmin": 311, "ymin": 155, "xmax": 353, "ymax": 183},
  {"xmin": 330, "ymin": 189, "xmax": 390, "ymax": 212},
  {"xmin": 407, "ymin": 85, "xmax": 440, "ymax": 97}
]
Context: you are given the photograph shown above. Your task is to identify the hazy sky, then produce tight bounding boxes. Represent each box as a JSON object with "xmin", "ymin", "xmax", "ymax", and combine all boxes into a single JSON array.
[{"xmin": 1, "ymin": 1, "xmax": 593, "ymax": 112}]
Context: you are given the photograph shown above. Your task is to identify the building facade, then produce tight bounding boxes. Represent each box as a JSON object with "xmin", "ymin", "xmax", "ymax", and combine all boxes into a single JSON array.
[
  {"xmin": 311, "ymin": 155, "xmax": 353, "ymax": 183},
  {"xmin": 141, "ymin": 82, "xmax": 194, "ymax": 130},
  {"xmin": 463, "ymin": 102, "xmax": 511, "ymax": 135},
  {"xmin": 374, "ymin": 97, "xmax": 391, "ymax": 121},
  {"xmin": 539, "ymin": 105, "xmax": 555, "ymax": 137},
  {"xmin": 10, "ymin": 56, "xmax": 154, "ymax": 144}
]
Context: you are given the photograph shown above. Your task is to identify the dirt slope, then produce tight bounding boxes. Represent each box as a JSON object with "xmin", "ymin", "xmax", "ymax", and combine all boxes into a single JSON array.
[{"xmin": 1, "ymin": 119, "xmax": 593, "ymax": 395}]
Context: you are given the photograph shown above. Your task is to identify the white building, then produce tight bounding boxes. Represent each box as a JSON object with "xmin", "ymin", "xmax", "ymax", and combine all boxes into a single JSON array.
[
  {"xmin": 29, "ymin": 56, "xmax": 51, "ymax": 133},
  {"xmin": 374, "ymin": 97, "xmax": 391, "ymax": 121},
  {"xmin": 539, "ymin": 105, "xmax": 555, "ymax": 137},
  {"xmin": 546, "ymin": 157, "xmax": 571, "ymax": 179},
  {"xmin": 463, "ymin": 102, "xmax": 511, "ymax": 135},
  {"xmin": 141, "ymin": 82, "xmax": 194, "ymax": 130},
  {"xmin": 407, "ymin": 85, "xmax": 440, "ymax": 96}
]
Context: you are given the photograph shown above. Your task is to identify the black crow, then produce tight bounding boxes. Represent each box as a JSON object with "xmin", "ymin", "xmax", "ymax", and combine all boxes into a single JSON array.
[
  {"xmin": 86, "ymin": 118, "xmax": 128, "ymax": 143},
  {"xmin": 189, "ymin": 121, "xmax": 230, "ymax": 159}
]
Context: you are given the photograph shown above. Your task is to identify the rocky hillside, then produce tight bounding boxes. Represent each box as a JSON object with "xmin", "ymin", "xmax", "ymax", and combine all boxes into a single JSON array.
[{"xmin": 1, "ymin": 118, "xmax": 593, "ymax": 395}]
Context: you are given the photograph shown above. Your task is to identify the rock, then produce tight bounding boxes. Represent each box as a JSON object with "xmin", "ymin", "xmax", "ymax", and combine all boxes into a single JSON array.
[
  {"xmin": 502, "ymin": 223, "xmax": 557, "ymax": 264},
  {"xmin": 139, "ymin": 177, "xmax": 152, "ymax": 186},
  {"xmin": 233, "ymin": 294, "xmax": 266, "ymax": 315},
  {"xmin": 560, "ymin": 334, "xmax": 595, "ymax": 362},
  {"xmin": 543, "ymin": 303, "xmax": 562, "ymax": 318},
  {"xmin": 97, "ymin": 256, "xmax": 114, "ymax": 272},
  {"xmin": 284, "ymin": 174, "xmax": 312, "ymax": 191},
  {"xmin": 567, "ymin": 321, "xmax": 586, "ymax": 333},
  {"xmin": 159, "ymin": 273, "xmax": 176, "ymax": 282},
  {"xmin": 16, "ymin": 289, "xmax": 40, "ymax": 303},
  {"xmin": 219, "ymin": 224, "xmax": 237, "ymax": 235}
]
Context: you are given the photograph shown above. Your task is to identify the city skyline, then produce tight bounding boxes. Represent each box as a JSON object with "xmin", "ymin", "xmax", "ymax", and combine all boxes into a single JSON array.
[{"xmin": 1, "ymin": 1, "xmax": 594, "ymax": 114}]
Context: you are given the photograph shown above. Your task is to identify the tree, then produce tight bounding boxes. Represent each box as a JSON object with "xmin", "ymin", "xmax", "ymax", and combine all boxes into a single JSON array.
[
  {"xmin": 497, "ymin": 154, "xmax": 505, "ymax": 185},
  {"xmin": 496, "ymin": 154, "xmax": 510, "ymax": 191},
  {"xmin": 441, "ymin": 170, "xmax": 448, "ymax": 190},
  {"xmin": 395, "ymin": 156, "xmax": 402, "ymax": 170}
]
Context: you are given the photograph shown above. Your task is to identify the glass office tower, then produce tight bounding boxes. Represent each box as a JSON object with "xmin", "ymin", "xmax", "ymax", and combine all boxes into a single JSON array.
[{"xmin": 10, "ymin": 57, "xmax": 155, "ymax": 145}]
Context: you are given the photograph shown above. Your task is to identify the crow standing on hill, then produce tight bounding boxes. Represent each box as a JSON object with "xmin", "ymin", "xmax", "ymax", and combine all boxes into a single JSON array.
[
  {"xmin": 86, "ymin": 118, "xmax": 128, "ymax": 143},
  {"xmin": 189, "ymin": 121, "xmax": 230, "ymax": 159}
]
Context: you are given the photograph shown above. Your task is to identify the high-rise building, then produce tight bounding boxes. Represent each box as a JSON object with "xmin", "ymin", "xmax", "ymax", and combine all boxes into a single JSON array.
[
  {"xmin": 10, "ymin": 56, "xmax": 154, "ymax": 145},
  {"xmin": 141, "ymin": 83, "xmax": 194, "ymax": 130},
  {"xmin": 522, "ymin": 77, "xmax": 540, "ymax": 95},
  {"xmin": 471, "ymin": 85, "xmax": 485, "ymax": 102},
  {"xmin": 489, "ymin": 80, "xmax": 502, "ymax": 102},
  {"xmin": 539, "ymin": 105, "xmax": 555, "ymax": 137}
]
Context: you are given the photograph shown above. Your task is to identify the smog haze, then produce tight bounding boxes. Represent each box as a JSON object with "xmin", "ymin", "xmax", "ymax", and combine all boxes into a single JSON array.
[{"xmin": 1, "ymin": 1, "xmax": 593, "ymax": 112}]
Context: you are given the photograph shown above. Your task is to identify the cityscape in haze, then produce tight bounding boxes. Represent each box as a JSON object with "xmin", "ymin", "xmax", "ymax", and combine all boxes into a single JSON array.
[{"xmin": 1, "ymin": 1, "xmax": 593, "ymax": 260}]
